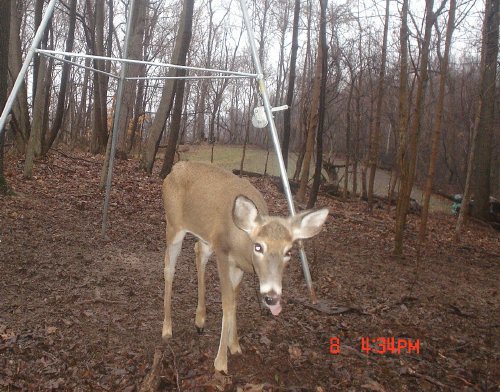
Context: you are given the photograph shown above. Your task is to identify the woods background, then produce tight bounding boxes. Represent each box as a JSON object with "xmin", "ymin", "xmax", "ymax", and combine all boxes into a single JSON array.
[{"xmin": 0, "ymin": 0, "xmax": 498, "ymax": 250}]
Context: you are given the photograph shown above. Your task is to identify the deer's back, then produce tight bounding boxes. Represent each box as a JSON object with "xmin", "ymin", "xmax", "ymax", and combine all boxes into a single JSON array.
[{"xmin": 162, "ymin": 161, "xmax": 268, "ymax": 246}]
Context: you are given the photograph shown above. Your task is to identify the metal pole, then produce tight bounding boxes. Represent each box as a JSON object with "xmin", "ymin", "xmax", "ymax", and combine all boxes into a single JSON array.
[
  {"xmin": 101, "ymin": 0, "xmax": 136, "ymax": 236},
  {"xmin": 0, "ymin": 0, "xmax": 58, "ymax": 137},
  {"xmin": 239, "ymin": 0, "xmax": 317, "ymax": 302}
]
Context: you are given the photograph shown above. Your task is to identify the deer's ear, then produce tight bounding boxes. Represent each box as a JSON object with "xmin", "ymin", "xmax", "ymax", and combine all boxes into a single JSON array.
[
  {"xmin": 290, "ymin": 208, "xmax": 329, "ymax": 240},
  {"xmin": 233, "ymin": 195, "xmax": 259, "ymax": 234}
]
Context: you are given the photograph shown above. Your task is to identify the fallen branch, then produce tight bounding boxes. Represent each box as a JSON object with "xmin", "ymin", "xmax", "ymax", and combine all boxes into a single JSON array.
[
  {"xmin": 75, "ymin": 298, "xmax": 127, "ymax": 306},
  {"xmin": 51, "ymin": 148, "xmax": 97, "ymax": 165},
  {"xmin": 407, "ymin": 372, "xmax": 451, "ymax": 389},
  {"xmin": 139, "ymin": 347, "xmax": 164, "ymax": 392},
  {"xmin": 289, "ymin": 297, "xmax": 366, "ymax": 315}
]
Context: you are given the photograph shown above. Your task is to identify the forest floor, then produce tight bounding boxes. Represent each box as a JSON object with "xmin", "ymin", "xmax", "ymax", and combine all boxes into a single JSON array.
[{"xmin": 0, "ymin": 151, "xmax": 499, "ymax": 391}]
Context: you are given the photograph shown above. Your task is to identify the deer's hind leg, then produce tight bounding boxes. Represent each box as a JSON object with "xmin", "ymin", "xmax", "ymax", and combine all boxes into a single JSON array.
[
  {"xmin": 194, "ymin": 240, "xmax": 212, "ymax": 333},
  {"xmin": 162, "ymin": 226, "xmax": 186, "ymax": 341}
]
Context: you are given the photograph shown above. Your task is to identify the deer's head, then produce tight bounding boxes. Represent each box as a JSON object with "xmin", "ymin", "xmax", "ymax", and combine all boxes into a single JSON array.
[{"xmin": 232, "ymin": 195, "xmax": 329, "ymax": 315}]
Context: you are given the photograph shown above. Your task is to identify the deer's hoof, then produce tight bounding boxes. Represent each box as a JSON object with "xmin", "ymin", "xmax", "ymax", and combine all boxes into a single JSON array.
[
  {"xmin": 214, "ymin": 356, "xmax": 228, "ymax": 374},
  {"xmin": 161, "ymin": 325, "xmax": 172, "ymax": 342},
  {"xmin": 196, "ymin": 326, "xmax": 204, "ymax": 334},
  {"xmin": 229, "ymin": 343, "xmax": 242, "ymax": 355}
]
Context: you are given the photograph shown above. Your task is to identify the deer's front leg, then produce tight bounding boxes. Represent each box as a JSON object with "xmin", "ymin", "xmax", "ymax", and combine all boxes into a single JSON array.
[
  {"xmin": 228, "ymin": 264, "xmax": 243, "ymax": 355},
  {"xmin": 214, "ymin": 253, "xmax": 237, "ymax": 373}
]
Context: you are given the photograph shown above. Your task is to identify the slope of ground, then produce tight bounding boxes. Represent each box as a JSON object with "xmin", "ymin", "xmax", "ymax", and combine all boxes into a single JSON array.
[
  {"xmin": 0, "ymin": 151, "xmax": 498, "ymax": 391},
  {"xmin": 180, "ymin": 144, "xmax": 451, "ymax": 213}
]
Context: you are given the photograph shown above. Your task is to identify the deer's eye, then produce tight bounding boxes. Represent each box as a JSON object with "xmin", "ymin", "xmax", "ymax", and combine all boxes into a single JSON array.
[
  {"xmin": 285, "ymin": 250, "xmax": 292, "ymax": 258},
  {"xmin": 254, "ymin": 243, "xmax": 263, "ymax": 253}
]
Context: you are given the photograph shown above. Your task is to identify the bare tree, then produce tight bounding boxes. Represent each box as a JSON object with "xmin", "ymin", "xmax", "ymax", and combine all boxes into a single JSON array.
[
  {"xmin": 282, "ymin": 0, "xmax": 300, "ymax": 172},
  {"xmin": 469, "ymin": 0, "xmax": 498, "ymax": 220},
  {"xmin": 140, "ymin": 0, "xmax": 195, "ymax": 174},
  {"xmin": 297, "ymin": 10, "xmax": 323, "ymax": 203},
  {"xmin": 307, "ymin": 0, "xmax": 328, "ymax": 208},
  {"xmin": 116, "ymin": 0, "xmax": 147, "ymax": 158},
  {"xmin": 418, "ymin": 0, "xmax": 456, "ymax": 254},
  {"xmin": 367, "ymin": 0, "xmax": 390, "ymax": 209},
  {"xmin": 8, "ymin": 0, "xmax": 30, "ymax": 154},
  {"xmin": 44, "ymin": 0, "xmax": 77, "ymax": 155},
  {"xmin": 0, "ymin": 0, "xmax": 11, "ymax": 194},
  {"xmin": 394, "ymin": 0, "xmax": 445, "ymax": 256},
  {"xmin": 456, "ymin": 0, "xmax": 499, "ymax": 233},
  {"xmin": 89, "ymin": 0, "xmax": 109, "ymax": 154}
]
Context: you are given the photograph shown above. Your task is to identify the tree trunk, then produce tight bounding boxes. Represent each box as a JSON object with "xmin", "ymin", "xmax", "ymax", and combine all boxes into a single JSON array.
[
  {"xmin": 0, "ymin": 0, "xmax": 11, "ymax": 194},
  {"xmin": 393, "ymin": 0, "xmax": 409, "ymax": 213},
  {"xmin": 343, "ymin": 74, "xmax": 355, "ymax": 199},
  {"xmin": 307, "ymin": 0, "xmax": 328, "ymax": 209},
  {"xmin": 367, "ymin": 0, "xmax": 390, "ymax": 209},
  {"xmin": 116, "ymin": 0, "xmax": 147, "ymax": 158},
  {"xmin": 470, "ymin": 0, "xmax": 499, "ymax": 221},
  {"xmin": 23, "ymin": 57, "xmax": 48, "ymax": 179},
  {"xmin": 394, "ymin": 0, "xmax": 437, "ymax": 256},
  {"xmin": 44, "ymin": 0, "xmax": 77, "ymax": 155},
  {"xmin": 8, "ymin": 0, "xmax": 30, "ymax": 154},
  {"xmin": 90, "ymin": 0, "xmax": 108, "ymax": 154},
  {"xmin": 140, "ymin": 0, "xmax": 194, "ymax": 174},
  {"xmin": 74, "ymin": 56, "xmax": 91, "ymax": 148},
  {"xmin": 32, "ymin": 0, "xmax": 45, "ymax": 102},
  {"xmin": 160, "ymin": 69, "xmax": 188, "ymax": 178},
  {"xmin": 418, "ymin": 0, "xmax": 456, "ymax": 254},
  {"xmin": 297, "ymin": 48, "xmax": 322, "ymax": 204},
  {"xmin": 282, "ymin": 0, "xmax": 300, "ymax": 172}
]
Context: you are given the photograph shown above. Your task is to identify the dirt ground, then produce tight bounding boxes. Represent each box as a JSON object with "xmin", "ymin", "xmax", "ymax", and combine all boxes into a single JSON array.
[{"xmin": 0, "ymin": 151, "xmax": 499, "ymax": 391}]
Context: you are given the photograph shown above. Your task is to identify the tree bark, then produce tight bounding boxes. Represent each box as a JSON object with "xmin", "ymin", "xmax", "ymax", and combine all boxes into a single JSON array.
[
  {"xmin": 140, "ymin": 0, "xmax": 194, "ymax": 174},
  {"xmin": 307, "ymin": 0, "xmax": 328, "ymax": 209},
  {"xmin": 44, "ymin": 0, "xmax": 77, "ymax": 154},
  {"xmin": 343, "ymin": 74, "xmax": 355, "ymax": 199},
  {"xmin": 456, "ymin": 0, "xmax": 499, "ymax": 233},
  {"xmin": 367, "ymin": 0, "xmax": 390, "ymax": 209},
  {"xmin": 8, "ymin": 0, "xmax": 30, "ymax": 154},
  {"xmin": 282, "ymin": 0, "xmax": 300, "ymax": 172},
  {"xmin": 394, "ymin": 0, "xmax": 439, "ymax": 256},
  {"xmin": 116, "ymin": 0, "xmax": 147, "ymax": 158},
  {"xmin": 297, "ymin": 47, "xmax": 322, "ymax": 203},
  {"xmin": 0, "ymin": 0, "xmax": 11, "ymax": 194},
  {"xmin": 418, "ymin": 0, "xmax": 456, "ymax": 253},
  {"xmin": 32, "ymin": 0, "xmax": 45, "ymax": 102},
  {"xmin": 90, "ymin": 0, "xmax": 108, "ymax": 154},
  {"xmin": 23, "ymin": 57, "xmax": 48, "ymax": 179},
  {"xmin": 469, "ymin": 0, "xmax": 499, "ymax": 221},
  {"xmin": 160, "ymin": 70, "xmax": 187, "ymax": 178}
]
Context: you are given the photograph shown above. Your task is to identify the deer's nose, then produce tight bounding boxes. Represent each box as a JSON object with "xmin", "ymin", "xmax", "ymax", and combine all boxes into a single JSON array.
[{"xmin": 263, "ymin": 292, "xmax": 280, "ymax": 306}]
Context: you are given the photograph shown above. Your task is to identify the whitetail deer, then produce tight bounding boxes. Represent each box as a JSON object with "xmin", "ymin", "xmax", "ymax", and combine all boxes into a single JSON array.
[{"xmin": 161, "ymin": 161, "xmax": 328, "ymax": 373}]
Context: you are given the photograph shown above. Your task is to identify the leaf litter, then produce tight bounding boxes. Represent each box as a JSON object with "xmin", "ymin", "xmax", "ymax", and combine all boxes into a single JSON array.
[{"xmin": 0, "ymin": 151, "xmax": 498, "ymax": 391}]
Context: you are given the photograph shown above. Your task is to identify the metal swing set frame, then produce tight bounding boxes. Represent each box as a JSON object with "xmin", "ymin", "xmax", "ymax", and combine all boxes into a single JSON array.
[{"xmin": 0, "ymin": 0, "xmax": 317, "ymax": 301}]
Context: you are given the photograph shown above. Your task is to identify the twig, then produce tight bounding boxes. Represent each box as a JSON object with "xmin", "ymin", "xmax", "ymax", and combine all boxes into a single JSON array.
[
  {"xmin": 51, "ymin": 148, "xmax": 97, "ymax": 165},
  {"xmin": 447, "ymin": 374, "xmax": 475, "ymax": 386},
  {"xmin": 407, "ymin": 372, "xmax": 452, "ymax": 389},
  {"xmin": 167, "ymin": 344, "xmax": 181, "ymax": 392},
  {"xmin": 139, "ymin": 347, "xmax": 164, "ymax": 392},
  {"xmin": 75, "ymin": 298, "xmax": 127, "ymax": 306},
  {"xmin": 50, "ymin": 163, "xmax": 77, "ymax": 173}
]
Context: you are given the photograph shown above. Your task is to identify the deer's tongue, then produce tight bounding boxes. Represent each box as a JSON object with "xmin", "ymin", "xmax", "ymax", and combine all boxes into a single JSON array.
[{"xmin": 268, "ymin": 302, "xmax": 282, "ymax": 316}]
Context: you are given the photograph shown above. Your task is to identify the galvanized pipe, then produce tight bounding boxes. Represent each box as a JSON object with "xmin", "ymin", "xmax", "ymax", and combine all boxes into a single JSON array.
[{"xmin": 36, "ymin": 49, "xmax": 258, "ymax": 78}]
